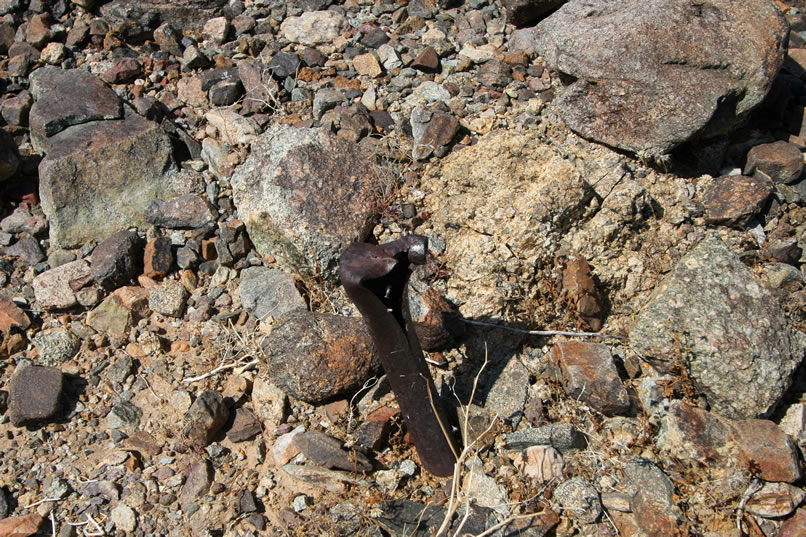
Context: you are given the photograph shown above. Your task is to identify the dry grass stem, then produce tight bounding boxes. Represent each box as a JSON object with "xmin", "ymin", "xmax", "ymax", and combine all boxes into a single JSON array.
[{"xmin": 461, "ymin": 318, "xmax": 624, "ymax": 340}]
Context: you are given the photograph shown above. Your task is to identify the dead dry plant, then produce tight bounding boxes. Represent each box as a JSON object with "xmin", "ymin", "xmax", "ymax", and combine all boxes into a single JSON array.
[{"xmin": 182, "ymin": 319, "xmax": 264, "ymax": 383}]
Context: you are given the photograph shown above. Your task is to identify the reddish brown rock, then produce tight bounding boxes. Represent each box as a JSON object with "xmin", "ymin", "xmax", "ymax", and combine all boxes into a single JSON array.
[
  {"xmin": 0, "ymin": 299, "xmax": 30, "ymax": 335},
  {"xmin": 102, "ymin": 57, "xmax": 143, "ymax": 84},
  {"xmin": 411, "ymin": 105, "xmax": 460, "ymax": 160},
  {"xmin": 90, "ymin": 229, "xmax": 144, "ymax": 290},
  {"xmin": 356, "ymin": 406, "xmax": 398, "ymax": 451},
  {"xmin": 226, "ymin": 408, "xmax": 263, "ymax": 443},
  {"xmin": 264, "ymin": 310, "xmax": 378, "ymax": 404},
  {"xmin": 552, "ymin": 341, "xmax": 630, "ymax": 416},
  {"xmin": 777, "ymin": 506, "xmax": 806, "ymax": 537},
  {"xmin": 744, "ymin": 141, "xmax": 804, "ymax": 184},
  {"xmin": 656, "ymin": 401, "xmax": 731, "ymax": 463},
  {"xmin": 8, "ymin": 366, "xmax": 64, "ymax": 426},
  {"xmin": 702, "ymin": 175, "xmax": 773, "ymax": 227},
  {"xmin": 143, "ymin": 236, "xmax": 174, "ymax": 279},
  {"xmin": 0, "ymin": 513, "xmax": 44, "ymax": 537},
  {"xmin": 412, "ymin": 46, "xmax": 440, "ymax": 72},
  {"xmin": 555, "ymin": 251, "xmax": 603, "ymax": 331},
  {"xmin": 731, "ymin": 419, "xmax": 801, "ymax": 482}
]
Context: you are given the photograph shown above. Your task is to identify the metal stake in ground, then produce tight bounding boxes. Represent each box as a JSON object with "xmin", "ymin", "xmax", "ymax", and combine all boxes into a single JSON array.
[{"xmin": 340, "ymin": 235, "xmax": 459, "ymax": 477}]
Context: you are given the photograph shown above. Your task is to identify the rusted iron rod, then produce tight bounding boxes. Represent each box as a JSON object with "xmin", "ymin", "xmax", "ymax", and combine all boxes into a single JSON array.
[{"xmin": 340, "ymin": 235, "xmax": 459, "ymax": 477}]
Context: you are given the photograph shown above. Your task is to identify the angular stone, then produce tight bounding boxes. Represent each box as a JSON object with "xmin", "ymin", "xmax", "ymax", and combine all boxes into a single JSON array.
[
  {"xmin": 1, "ymin": 90, "xmax": 32, "ymax": 126},
  {"xmin": 148, "ymin": 280, "xmax": 188, "ymax": 318},
  {"xmin": 182, "ymin": 45, "xmax": 210, "ymax": 70},
  {"xmin": 356, "ymin": 406, "xmax": 397, "ymax": 451},
  {"xmin": 38, "ymin": 109, "xmax": 178, "ymax": 249},
  {"xmin": 32, "ymin": 260, "xmax": 92, "ymax": 310},
  {"xmin": 263, "ymin": 310, "xmax": 377, "ymax": 404},
  {"xmin": 179, "ymin": 458, "xmax": 213, "ymax": 509},
  {"xmin": 412, "ymin": 46, "xmax": 439, "ymax": 72},
  {"xmin": 505, "ymin": 0, "xmax": 567, "ymax": 27},
  {"xmin": 629, "ymin": 235, "xmax": 805, "ymax": 419},
  {"xmin": 153, "ymin": 23, "xmax": 182, "ymax": 56},
  {"xmin": 102, "ymin": 57, "xmax": 142, "ymax": 84},
  {"xmin": 226, "ymin": 408, "xmax": 262, "ymax": 443},
  {"xmin": 176, "ymin": 77, "xmax": 206, "ymax": 107},
  {"xmin": 280, "ymin": 10, "xmax": 347, "ymax": 47},
  {"xmin": 29, "ymin": 67, "xmax": 122, "ymax": 142},
  {"xmin": 504, "ymin": 424, "xmax": 587, "ymax": 453},
  {"xmin": 532, "ymin": 0, "xmax": 787, "ymax": 156},
  {"xmin": 239, "ymin": 59, "xmax": 279, "ymax": 115},
  {"xmin": 90, "ymin": 230, "xmax": 143, "ymax": 290},
  {"xmin": 623, "ymin": 457, "xmax": 685, "ymax": 536},
  {"xmin": 237, "ymin": 489, "xmax": 258, "ymax": 514},
  {"xmin": 8, "ymin": 366, "xmax": 64, "ymax": 426},
  {"xmin": 0, "ymin": 514, "xmax": 44, "ymax": 537},
  {"xmin": 656, "ymin": 401, "xmax": 731, "ymax": 463},
  {"xmin": 231, "ymin": 126, "xmax": 389, "ymax": 277},
  {"xmin": 552, "ymin": 341, "xmax": 630, "ymax": 416},
  {"xmin": 251, "ymin": 378, "xmax": 287, "ymax": 438},
  {"xmin": 32, "ymin": 328, "xmax": 78, "ymax": 366},
  {"xmin": 203, "ymin": 16, "xmax": 229, "ymax": 44},
  {"xmin": 292, "ymin": 430, "xmax": 372, "ymax": 472},
  {"xmin": 239, "ymin": 267, "xmax": 306, "ymax": 321},
  {"xmin": 702, "ymin": 175, "xmax": 773, "ymax": 227},
  {"xmin": 484, "ymin": 355, "xmax": 529, "ymax": 428},
  {"xmin": 556, "ymin": 252, "xmax": 603, "ymax": 331},
  {"xmin": 0, "ymin": 298, "xmax": 30, "ymax": 334},
  {"xmin": 209, "ymin": 80, "xmax": 242, "ymax": 106},
  {"xmin": 107, "ymin": 400, "xmax": 141, "ymax": 430},
  {"xmin": 143, "ymin": 237, "xmax": 174, "ymax": 279},
  {"xmin": 514, "ymin": 445, "xmax": 564, "ymax": 482},
  {"xmin": 0, "ymin": 207, "xmax": 46, "ymax": 236},
  {"xmin": 553, "ymin": 477, "xmax": 601, "ymax": 524},
  {"xmin": 744, "ymin": 141, "xmax": 804, "ymax": 184},
  {"xmin": 110, "ymin": 504, "xmax": 137, "ymax": 533},
  {"xmin": 268, "ymin": 52, "xmax": 300, "ymax": 79},
  {"xmin": 2, "ymin": 235, "xmax": 44, "ymax": 265},
  {"xmin": 273, "ymin": 426, "xmax": 304, "ymax": 465},
  {"xmin": 731, "ymin": 419, "xmax": 801, "ymax": 483},
  {"xmin": 87, "ymin": 294, "xmax": 135, "ymax": 338},
  {"xmin": 411, "ymin": 105, "xmax": 459, "ymax": 160},
  {"xmin": 353, "ymin": 53, "xmax": 382, "ymax": 77},
  {"xmin": 183, "ymin": 390, "xmax": 229, "ymax": 450}
]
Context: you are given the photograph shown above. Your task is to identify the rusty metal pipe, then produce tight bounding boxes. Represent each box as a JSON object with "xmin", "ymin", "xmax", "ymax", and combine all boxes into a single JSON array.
[{"xmin": 340, "ymin": 235, "xmax": 459, "ymax": 477}]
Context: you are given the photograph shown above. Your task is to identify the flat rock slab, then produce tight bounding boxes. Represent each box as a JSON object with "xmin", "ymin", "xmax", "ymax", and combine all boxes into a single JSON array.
[
  {"xmin": 32, "ymin": 259, "xmax": 92, "ymax": 310},
  {"xmin": 263, "ymin": 310, "xmax": 378, "ymax": 404},
  {"xmin": 144, "ymin": 194, "xmax": 217, "ymax": 229},
  {"xmin": 552, "ymin": 341, "xmax": 630, "ymax": 416},
  {"xmin": 629, "ymin": 235, "xmax": 805, "ymax": 419},
  {"xmin": 39, "ymin": 108, "xmax": 178, "ymax": 249},
  {"xmin": 8, "ymin": 365, "xmax": 64, "ymax": 426},
  {"xmin": 292, "ymin": 430, "xmax": 373, "ymax": 472},
  {"xmin": 29, "ymin": 67, "xmax": 122, "ymax": 146},
  {"xmin": 280, "ymin": 10, "xmax": 347, "ymax": 46},
  {"xmin": 532, "ymin": 0, "xmax": 787, "ymax": 156},
  {"xmin": 656, "ymin": 401, "xmax": 732, "ymax": 464},
  {"xmin": 231, "ymin": 125, "xmax": 387, "ymax": 277},
  {"xmin": 744, "ymin": 140, "xmax": 805, "ymax": 184}
]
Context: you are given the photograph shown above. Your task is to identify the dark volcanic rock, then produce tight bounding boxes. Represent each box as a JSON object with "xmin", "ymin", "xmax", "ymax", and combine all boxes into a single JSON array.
[
  {"xmin": 231, "ymin": 125, "xmax": 388, "ymax": 277},
  {"xmin": 264, "ymin": 310, "xmax": 378, "ymax": 404},
  {"xmin": 630, "ymin": 235, "xmax": 805, "ymax": 419},
  {"xmin": 90, "ymin": 230, "xmax": 143, "ymax": 290},
  {"xmin": 532, "ymin": 0, "xmax": 787, "ymax": 156},
  {"xmin": 183, "ymin": 390, "xmax": 230, "ymax": 450},
  {"xmin": 410, "ymin": 105, "xmax": 459, "ymax": 160},
  {"xmin": 101, "ymin": 0, "xmax": 228, "ymax": 31},
  {"xmin": 505, "ymin": 0, "xmax": 567, "ymax": 27},
  {"xmin": 29, "ymin": 67, "xmax": 122, "ymax": 145},
  {"xmin": 226, "ymin": 408, "xmax": 262, "ymax": 443},
  {"xmin": 8, "ymin": 366, "xmax": 64, "ymax": 426},
  {"xmin": 3, "ymin": 235, "xmax": 45, "ymax": 265},
  {"xmin": 143, "ymin": 236, "xmax": 173, "ymax": 279},
  {"xmin": 0, "ymin": 129, "xmax": 19, "ymax": 181}
]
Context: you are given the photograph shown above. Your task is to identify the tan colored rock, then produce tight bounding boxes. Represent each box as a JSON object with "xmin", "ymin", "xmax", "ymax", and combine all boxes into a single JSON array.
[{"xmin": 353, "ymin": 53, "xmax": 382, "ymax": 77}]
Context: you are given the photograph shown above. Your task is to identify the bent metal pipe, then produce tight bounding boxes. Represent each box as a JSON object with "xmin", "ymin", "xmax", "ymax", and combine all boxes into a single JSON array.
[{"xmin": 340, "ymin": 235, "xmax": 459, "ymax": 477}]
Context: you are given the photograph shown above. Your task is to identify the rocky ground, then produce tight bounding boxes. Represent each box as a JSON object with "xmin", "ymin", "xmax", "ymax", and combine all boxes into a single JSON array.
[{"xmin": 1, "ymin": 0, "xmax": 806, "ymax": 536}]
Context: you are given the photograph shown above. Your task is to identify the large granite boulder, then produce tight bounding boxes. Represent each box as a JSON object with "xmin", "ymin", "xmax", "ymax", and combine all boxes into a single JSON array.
[
  {"xmin": 531, "ymin": 0, "xmax": 787, "ymax": 157},
  {"xmin": 630, "ymin": 235, "xmax": 805, "ymax": 419},
  {"xmin": 231, "ymin": 125, "xmax": 387, "ymax": 277}
]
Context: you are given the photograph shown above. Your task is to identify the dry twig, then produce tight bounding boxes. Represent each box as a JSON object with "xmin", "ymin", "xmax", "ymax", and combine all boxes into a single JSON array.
[{"xmin": 461, "ymin": 318, "xmax": 624, "ymax": 340}]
